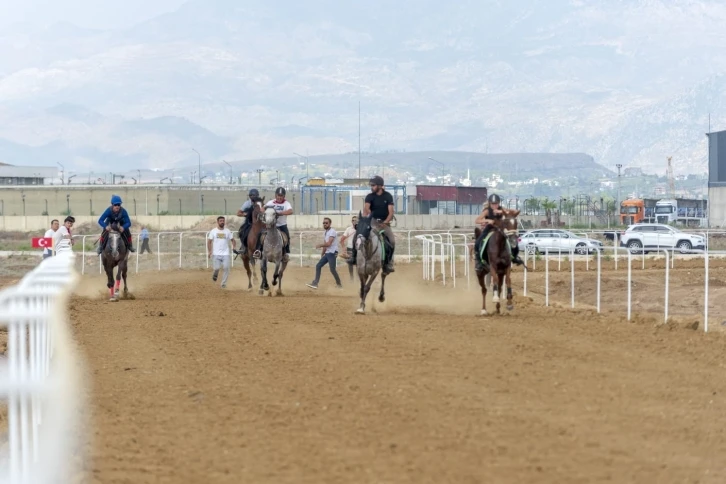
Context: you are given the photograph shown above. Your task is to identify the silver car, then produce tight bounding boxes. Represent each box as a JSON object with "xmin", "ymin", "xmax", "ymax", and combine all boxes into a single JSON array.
[{"xmin": 518, "ymin": 229, "xmax": 604, "ymax": 255}]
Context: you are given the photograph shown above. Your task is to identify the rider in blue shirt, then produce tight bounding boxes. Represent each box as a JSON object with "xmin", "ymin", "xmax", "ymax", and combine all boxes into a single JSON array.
[{"xmin": 96, "ymin": 195, "xmax": 136, "ymax": 253}]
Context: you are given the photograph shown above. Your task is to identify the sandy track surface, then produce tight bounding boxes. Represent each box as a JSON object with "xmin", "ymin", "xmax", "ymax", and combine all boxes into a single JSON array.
[{"xmin": 63, "ymin": 262, "xmax": 726, "ymax": 483}]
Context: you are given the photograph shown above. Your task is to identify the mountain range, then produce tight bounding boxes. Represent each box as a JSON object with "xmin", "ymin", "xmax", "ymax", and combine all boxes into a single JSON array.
[{"xmin": 1, "ymin": 0, "xmax": 725, "ymax": 176}]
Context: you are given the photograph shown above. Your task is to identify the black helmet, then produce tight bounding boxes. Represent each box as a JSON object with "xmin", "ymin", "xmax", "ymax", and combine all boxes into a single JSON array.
[
  {"xmin": 488, "ymin": 193, "xmax": 501, "ymax": 204},
  {"xmin": 275, "ymin": 186, "xmax": 286, "ymax": 197},
  {"xmin": 369, "ymin": 175, "xmax": 384, "ymax": 186},
  {"xmin": 248, "ymin": 188, "xmax": 259, "ymax": 197}
]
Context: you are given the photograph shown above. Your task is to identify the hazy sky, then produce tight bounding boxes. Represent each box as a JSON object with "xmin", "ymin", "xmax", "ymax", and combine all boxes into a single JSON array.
[{"xmin": 0, "ymin": 0, "xmax": 187, "ymax": 30}]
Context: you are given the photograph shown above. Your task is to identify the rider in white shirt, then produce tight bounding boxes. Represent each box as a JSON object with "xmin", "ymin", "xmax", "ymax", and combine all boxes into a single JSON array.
[
  {"xmin": 53, "ymin": 216, "xmax": 75, "ymax": 254},
  {"xmin": 207, "ymin": 216, "xmax": 235, "ymax": 288},
  {"xmin": 263, "ymin": 187, "xmax": 293, "ymax": 261}
]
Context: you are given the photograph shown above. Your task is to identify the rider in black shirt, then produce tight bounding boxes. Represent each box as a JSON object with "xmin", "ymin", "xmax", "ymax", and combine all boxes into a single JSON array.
[{"xmin": 347, "ymin": 175, "xmax": 396, "ymax": 273}]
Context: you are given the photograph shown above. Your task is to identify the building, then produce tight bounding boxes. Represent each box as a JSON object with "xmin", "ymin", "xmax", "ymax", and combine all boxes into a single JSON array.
[
  {"xmin": 708, "ymin": 130, "xmax": 726, "ymax": 226},
  {"xmin": 414, "ymin": 185, "xmax": 488, "ymax": 215},
  {"xmin": 0, "ymin": 163, "xmax": 59, "ymax": 186}
]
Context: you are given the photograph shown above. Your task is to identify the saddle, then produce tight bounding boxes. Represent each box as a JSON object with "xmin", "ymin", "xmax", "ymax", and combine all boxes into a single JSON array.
[
  {"xmin": 476, "ymin": 230, "xmax": 512, "ymax": 268},
  {"xmin": 259, "ymin": 229, "xmax": 288, "ymax": 249}
]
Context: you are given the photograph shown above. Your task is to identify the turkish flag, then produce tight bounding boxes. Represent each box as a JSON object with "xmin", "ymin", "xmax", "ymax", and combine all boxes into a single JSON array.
[{"xmin": 31, "ymin": 237, "xmax": 53, "ymax": 249}]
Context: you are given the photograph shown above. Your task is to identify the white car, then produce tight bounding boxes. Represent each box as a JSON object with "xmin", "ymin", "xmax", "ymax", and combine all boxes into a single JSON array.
[
  {"xmin": 619, "ymin": 223, "xmax": 705, "ymax": 254},
  {"xmin": 517, "ymin": 229, "xmax": 604, "ymax": 255}
]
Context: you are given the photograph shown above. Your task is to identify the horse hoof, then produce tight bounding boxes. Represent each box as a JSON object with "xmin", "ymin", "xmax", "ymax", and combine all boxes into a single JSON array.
[
  {"xmin": 356, "ymin": 308, "xmax": 365, "ymax": 314},
  {"xmin": 109, "ymin": 298, "xmax": 118, "ymax": 303},
  {"xmin": 507, "ymin": 305, "xmax": 513, "ymax": 311},
  {"xmin": 378, "ymin": 296, "xmax": 385, "ymax": 303},
  {"xmin": 479, "ymin": 309, "xmax": 488, "ymax": 316},
  {"xmin": 492, "ymin": 296, "xmax": 500, "ymax": 303}
]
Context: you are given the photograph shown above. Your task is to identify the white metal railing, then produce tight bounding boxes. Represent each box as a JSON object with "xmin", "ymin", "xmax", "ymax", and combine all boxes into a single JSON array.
[
  {"xmin": 417, "ymin": 232, "xmax": 713, "ymax": 333},
  {"xmin": 0, "ymin": 251, "xmax": 85, "ymax": 483}
]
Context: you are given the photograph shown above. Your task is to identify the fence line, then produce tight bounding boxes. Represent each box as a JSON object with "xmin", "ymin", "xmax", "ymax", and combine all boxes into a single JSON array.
[
  {"xmin": 417, "ymin": 232, "xmax": 712, "ymax": 333},
  {"xmin": 0, "ymin": 251, "xmax": 86, "ymax": 483}
]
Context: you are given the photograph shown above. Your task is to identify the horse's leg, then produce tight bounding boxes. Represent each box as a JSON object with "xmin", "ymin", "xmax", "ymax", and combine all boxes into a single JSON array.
[
  {"xmin": 259, "ymin": 258, "xmax": 268, "ymax": 295},
  {"xmin": 505, "ymin": 268, "xmax": 514, "ymax": 311},
  {"xmin": 122, "ymin": 260, "xmax": 129, "ymax": 296},
  {"xmin": 378, "ymin": 272, "xmax": 387, "ymax": 303},
  {"xmin": 477, "ymin": 269, "xmax": 488, "ymax": 316},
  {"xmin": 114, "ymin": 263, "xmax": 122, "ymax": 298},
  {"xmin": 276, "ymin": 259, "xmax": 287, "ymax": 296},
  {"xmin": 243, "ymin": 256, "xmax": 252, "ymax": 291},
  {"xmin": 495, "ymin": 272, "xmax": 504, "ymax": 314},
  {"xmin": 104, "ymin": 263, "xmax": 115, "ymax": 300},
  {"xmin": 358, "ymin": 272, "xmax": 378, "ymax": 314},
  {"xmin": 272, "ymin": 254, "xmax": 280, "ymax": 286},
  {"xmin": 490, "ymin": 265, "xmax": 500, "ymax": 303}
]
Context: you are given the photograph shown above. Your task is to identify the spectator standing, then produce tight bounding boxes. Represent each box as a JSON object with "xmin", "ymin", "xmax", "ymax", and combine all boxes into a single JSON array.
[
  {"xmin": 207, "ymin": 216, "xmax": 235, "ymax": 289},
  {"xmin": 139, "ymin": 226, "xmax": 152, "ymax": 254},
  {"xmin": 338, "ymin": 216, "xmax": 358, "ymax": 281},
  {"xmin": 43, "ymin": 219, "xmax": 59, "ymax": 259},
  {"xmin": 53, "ymin": 216, "xmax": 75, "ymax": 254},
  {"xmin": 306, "ymin": 218, "xmax": 342, "ymax": 289}
]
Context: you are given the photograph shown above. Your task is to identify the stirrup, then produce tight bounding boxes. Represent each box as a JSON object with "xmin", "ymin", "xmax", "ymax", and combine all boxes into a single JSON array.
[{"xmin": 252, "ymin": 250, "xmax": 261, "ymax": 259}]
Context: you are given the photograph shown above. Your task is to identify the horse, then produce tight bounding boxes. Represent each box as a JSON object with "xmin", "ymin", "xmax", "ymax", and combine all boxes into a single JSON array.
[
  {"xmin": 236, "ymin": 196, "xmax": 265, "ymax": 290},
  {"xmin": 258, "ymin": 206, "xmax": 289, "ymax": 296},
  {"xmin": 473, "ymin": 210, "xmax": 520, "ymax": 315},
  {"xmin": 101, "ymin": 228, "xmax": 129, "ymax": 302},
  {"xmin": 354, "ymin": 214, "xmax": 389, "ymax": 314}
]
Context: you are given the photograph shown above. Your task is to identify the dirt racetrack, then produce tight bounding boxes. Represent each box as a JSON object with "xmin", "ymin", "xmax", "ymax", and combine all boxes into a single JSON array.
[{"xmin": 64, "ymin": 261, "xmax": 726, "ymax": 484}]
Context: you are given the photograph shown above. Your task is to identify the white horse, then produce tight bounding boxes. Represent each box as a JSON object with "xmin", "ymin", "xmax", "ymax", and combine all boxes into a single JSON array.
[{"xmin": 259, "ymin": 206, "xmax": 288, "ymax": 296}]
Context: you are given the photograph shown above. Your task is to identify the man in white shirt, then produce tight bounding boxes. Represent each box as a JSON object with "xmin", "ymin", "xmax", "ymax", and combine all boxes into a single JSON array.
[
  {"xmin": 306, "ymin": 218, "xmax": 342, "ymax": 289},
  {"xmin": 338, "ymin": 216, "xmax": 358, "ymax": 281},
  {"xmin": 207, "ymin": 216, "xmax": 236, "ymax": 288},
  {"xmin": 263, "ymin": 187, "xmax": 293, "ymax": 261},
  {"xmin": 43, "ymin": 219, "xmax": 59, "ymax": 259},
  {"xmin": 53, "ymin": 216, "xmax": 75, "ymax": 254}
]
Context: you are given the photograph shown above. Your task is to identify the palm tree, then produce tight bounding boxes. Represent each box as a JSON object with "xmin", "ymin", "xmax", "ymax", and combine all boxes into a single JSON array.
[{"xmin": 541, "ymin": 198, "xmax": 558, "ymax": 226}]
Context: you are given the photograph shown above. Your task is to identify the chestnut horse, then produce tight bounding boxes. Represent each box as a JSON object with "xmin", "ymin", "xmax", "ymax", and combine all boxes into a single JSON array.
[{"xmin": 474, "ymin": 211, "xmax": 520, "ymax": 315}]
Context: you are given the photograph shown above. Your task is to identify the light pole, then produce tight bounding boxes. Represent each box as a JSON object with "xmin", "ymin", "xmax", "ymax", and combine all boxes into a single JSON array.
[
  {"xmin": 57, "ymin": 162, "xmax": 64, "ymax": 185},
  {"xmin": 192, "ymin": 148, "xmax": 201, "ymax": 184},
  {"xmin": 256, "ymin": 168, "xmax": 264, "ymax": 186},
  {"xmin": 137, "ymin": 169, "xmax": 141, "ymax": 185},
  {"xmin": 222, "ymin": 160, "xmax": 233, "ymax": 184},
  {"xmin": 293, "ymin": 152, "xmax": 309, "ymax": 179},
  {"xmin": 615, "ymin": 163, "xmax": 623, "ymax": 220},
  {"xmin": 428, "ymin": 157, "xmax": 445, "ymax": 184}
]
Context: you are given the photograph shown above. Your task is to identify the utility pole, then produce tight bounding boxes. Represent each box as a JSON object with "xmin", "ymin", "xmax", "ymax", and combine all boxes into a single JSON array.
[
  {"xmin": 57, "ymin": 162, "xmax": 64, "ymax": 185},
  {"xmin": 358, "ymin": 101, "xmax": 361, "ymax": 180},
  {"xmin": 256, "ymin": 168, "xmax": 264, "ymax": 186},
  {"xmin": 192, "ymin": 148, "xmax": 201, "ymax": 184},
  {"xmin": 615, "ymin": 163, "xmax": 623, "ymax": 220}
]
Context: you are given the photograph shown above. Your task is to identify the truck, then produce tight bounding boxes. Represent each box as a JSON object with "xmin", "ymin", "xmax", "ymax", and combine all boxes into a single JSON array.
[{"xmin": 619, "ymin": 197, "xmax": 708, "ymax": 227}]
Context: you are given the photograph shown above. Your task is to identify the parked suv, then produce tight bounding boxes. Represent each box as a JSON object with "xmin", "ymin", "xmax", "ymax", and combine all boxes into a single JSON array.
[
  {"xmin": 619, "ymin": 223, "xmax": 705, "ymax": 254},
  {"xmin": 517, "ymin": 229, "xmax": 604, "ymax": 255}
]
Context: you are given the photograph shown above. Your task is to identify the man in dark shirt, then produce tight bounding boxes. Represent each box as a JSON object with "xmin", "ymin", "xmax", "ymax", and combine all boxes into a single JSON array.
[{"xmin": 347, "ymin": 175, "xmax": 396, "ymax": 273}]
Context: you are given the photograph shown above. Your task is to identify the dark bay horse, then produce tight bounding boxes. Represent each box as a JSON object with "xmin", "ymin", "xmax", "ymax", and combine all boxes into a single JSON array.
[
  {"xmin": 354, "ymin": 213, "xmax": 388, "ymax": 314},
  {"xmin": 474, "ymin": 210, "xmax": 520, "ymax": 315},
  {"xmin": 101, "ymin": 229, "xmax": 129, "ymax": 301},
  {"xmin": 238, "ymin": 196, "xmax": 265, "ymax": 290}
]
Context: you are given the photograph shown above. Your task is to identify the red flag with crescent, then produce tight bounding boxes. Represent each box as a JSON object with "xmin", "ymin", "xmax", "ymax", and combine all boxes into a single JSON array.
[{"xmin": 31, "ymin": 237, "xmax": 53, "ymax": 248}]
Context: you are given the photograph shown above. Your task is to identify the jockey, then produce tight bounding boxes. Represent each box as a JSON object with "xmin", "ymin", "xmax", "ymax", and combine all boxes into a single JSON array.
[
  {"xmin": 347, "ymin": 175, "xmax": 396, "ymax": 273},
  {"xmin": 96, "ymin": 195, "xmax": 135, "ymax": 254},
  {"xmin": 263, "ymin": 187, "xmax": 293, "ymax": 261},
  {"xmin": 235, "ymin": 188, "xmax": 263, "ymax": 258},
  {"xmin": 474, "ymin": 193, "xmax": 522, "ymax": 266}
]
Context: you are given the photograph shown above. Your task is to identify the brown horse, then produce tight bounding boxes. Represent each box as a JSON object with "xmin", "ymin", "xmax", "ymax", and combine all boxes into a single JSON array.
[
  {"xmin": 474, "ymin": 210, "xmax": 520, "ymax": 315},
  {"xmin": 238, "ymin": 197, "xmax": 265, "ymax": 290}
]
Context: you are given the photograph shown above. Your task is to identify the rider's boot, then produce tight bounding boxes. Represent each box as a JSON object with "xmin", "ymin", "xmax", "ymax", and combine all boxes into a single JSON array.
[
  {"xmin": 253, "ymin": 238, "xmax": 262, "ymax": 259},
  {"xmin": 127, "ymin": 238, "xmax": 136, "ymax": 252},
  {"xmin": 383, "ymin": 248, "xmax": 395, "ymax": 273},
  {"xmin": 96, "ymin": 236, "xmax": 104, "ymax": 255},
  {"xmin": 511, "ymin": 246, "xmax": 523, "ymax": 265}
]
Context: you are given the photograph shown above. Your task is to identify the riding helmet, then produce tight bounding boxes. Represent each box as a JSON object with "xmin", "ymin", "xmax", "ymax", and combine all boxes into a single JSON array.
[
  {"xmin": 488, "ymin": 193, "xmax": 501, "ymax": 204},
  {"xmin": 111, "ymin": 195, "xmax": 123, "ymax": 205},
  {"xmin": 248, "ymin": 188, "xmax": 259, "ymax": 198},
  {"xmin": 275, "ymin": 187, "xmax": 286, "ymax": 197},
  {"xmin": 370, "ymin": 175, "xmax": 384, "ymax": 186}
]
